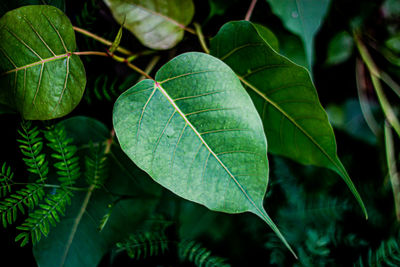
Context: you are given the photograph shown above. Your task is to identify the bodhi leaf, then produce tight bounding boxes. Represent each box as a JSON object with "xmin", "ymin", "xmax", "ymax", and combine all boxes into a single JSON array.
[
  {"xmin": 103, "ymin": 0, "xmax": 195, "ymax": 50},
  {"xmin": 210, "ymin": 21, "xmax": 367, "ymax": 218},
  {"xmin": 113, "ymin": 52, "xmax": 296, "ymax": 256},
  {"xmin": 0, "ymin": 5, "xmax": 86, "ymax": 120},
  {"xmin": 33, "ymin": 116, "xmax": 161, "ymax": 267},
  {"xmin": 266, "ymin": 0, "xmax": 331, "ymax": 68}
]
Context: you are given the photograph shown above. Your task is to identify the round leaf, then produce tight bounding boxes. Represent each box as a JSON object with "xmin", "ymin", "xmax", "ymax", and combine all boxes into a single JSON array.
[
  {"xmin": 104, "ymin": 0, "xmax": 195, "ymax": 50},
  {"xmin": 0, "ymin": 5, "xmax": 86, "ymax": 120},
  {"xmin": 113, "ymin": 52, "xmax": 296, "ymax": 256}
]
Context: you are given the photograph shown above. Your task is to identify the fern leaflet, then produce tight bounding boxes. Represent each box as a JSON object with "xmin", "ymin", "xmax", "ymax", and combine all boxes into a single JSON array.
[
  {"xmin": 45, "ymin": 125, "xmax": 80, "ymax": 187},
  {"xmin": 116, "ymin": 231, "xmax": 170, "ymax": 259},
  {"xmin": 356, "ymin": 235, "xmax": 400, "ymax": 267},
  {"xmin": 179, "ymin": 240, "xmax": 230, "ymax": 267},
  {"xmin": 85, "ymin": 143, "xmax": 109, "ymax": 188},
  {"xmin": 0, "ymin": 162, "xmax": 13, "ymax": 197},
  {"xmin": 15, "ymin": 189, "xmax": 73, "ymax": 246},
  {"xmin": 17, "ymin": 121, "xmax": 48, "ymax": 183},
  {"xmin": 0, "ymin": 184, "xmax": 45, "ymax": 228}
]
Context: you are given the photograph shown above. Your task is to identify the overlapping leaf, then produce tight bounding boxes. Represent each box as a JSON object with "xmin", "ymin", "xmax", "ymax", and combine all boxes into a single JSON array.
[
  {"xmin": 104, "ymin": 0, "xmax": 194, "ymax": 50},
  {"xmin": 266, "ymin": 0, "xmax": 331, "ymax": 68},
  {"xmin": 113, "ymin": 52, "xmax": 295, "ymax": 255},
  {"xmin": 0, "ymin": 5, "xmax": 86, "ymax": 120},
  {"xmin": 210, "ymin": 21, "xmax": 367, "ymax": 218}
]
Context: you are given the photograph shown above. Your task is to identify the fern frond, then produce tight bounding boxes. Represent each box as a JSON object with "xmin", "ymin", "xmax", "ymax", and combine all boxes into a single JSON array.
[
  {"xmin": 85, "ymin": 143, "xmax": 109, "ymax": 188},
  {"xmin": 15, "ymin": 189, "xmax": 73, "ymax": 246},
  {"xmin": 18, "ymin": 121, "xmax": 48, "ymax": 183},
  {"xmin": 178, "ymin": 240, "xmax": 230, "ymax": 267},
  {"xmin": 356, "ymin": 235, "xmax": 400, "ymax": 267},
  {"xmin": 116, "ymin": 231, "xmax": 170, "ymax": 260},
  {"xmin": 0, "ymin": 184, "xmax": 44, "ymax": 228},
  {"xmin": 0, "ymin": 162, "xmax": 14, "ymax": 197},
  {"xmin": 45, "ymin": 125, "xmax": 80, "ymax": 187}
]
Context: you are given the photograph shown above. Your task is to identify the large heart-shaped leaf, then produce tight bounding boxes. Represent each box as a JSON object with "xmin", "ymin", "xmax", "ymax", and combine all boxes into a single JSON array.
[
  {"xmin": 103, "ymin": 0, "xmax": 194, "ymax": 50},
  {"xmin": 0, "ymin": 5, "xmax": 86, "ymax": 120},
  {"xmin": 33, "ymin": 116, "xmax": 161, "ymax": 267},
  {"xmin": 266, "ymin": 0, "xmax": 331, "ymax": 68},
  {"xmin": 210, "ymin": 21, "xmax": 367, "ymax": 218},
  {"xmin": 113, "ymin": 52, "xmax": 296, "ymax": 256}
]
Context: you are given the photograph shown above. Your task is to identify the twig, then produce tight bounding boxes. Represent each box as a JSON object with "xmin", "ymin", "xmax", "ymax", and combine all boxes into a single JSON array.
[
  {"xmin": 355, "ymin": 34, "xmax": 400, "ymax": 137},
  {"xmin": 138, "ymin": 55, "xmax": 161, "ymax": 82},
  {"xmin": 245, "ymin": 0, "xmax": 258, "ymax": 21},
  {"xmin": 73, "ymin": 26, "xmax": 133, "ymax": 55},
  {"xmin": 355, "ymin": 59, "xmax": 380, "ymax": 136},
  {"xmin": 384, "ymin": 121, "xmax": 400, "ymax": 221},
  {"xmin": 73, "ymin": 51, "xmax": 154, "ymax": 80},
  {"xmin": 194, "ymin": 22, "xmax": 210, "ymax": 54}
]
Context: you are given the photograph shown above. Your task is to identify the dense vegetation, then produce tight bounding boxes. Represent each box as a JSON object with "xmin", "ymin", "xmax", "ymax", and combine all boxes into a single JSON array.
[{"xmin": 0, "ymin": 0, "xmax": 399, "ymax": 266}]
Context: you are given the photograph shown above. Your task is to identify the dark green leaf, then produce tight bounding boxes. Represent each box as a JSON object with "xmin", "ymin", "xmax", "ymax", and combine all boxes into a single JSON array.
[
  {"xmin": 33, "ymin": 116, "xmax": 161, "ymax": 267},
  {"xmin": 210, "ymin": 21, "xmax": 367, "ymax": 218},
  {"xmin": 104, "ymin": 0, "xmax": 195, "ymax": 50},
  {"xmin": 0, "ymin": 5, "xmax": 86, "ymax": 120},
  {"xmin": 113, "ymin": 52, "xmax": 296, "ymax": 256},
  {"xmin": 266, "ymin": 0, "xmax": 331, "ymax": 68},
  {"xmin": 325, "ymin": 31, "xmax": 354, "ymax": 66}
]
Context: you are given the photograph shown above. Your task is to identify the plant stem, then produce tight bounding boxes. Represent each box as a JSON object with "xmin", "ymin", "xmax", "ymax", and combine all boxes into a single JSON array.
[
  {"xmin": 355, "ymin": 35, "xmax": 400, "ymax": 137},
  {"xmin": 384, "ymin": 121, "xmax": 400, "ymax": 221},
  {"xmin": 73, "ymin": 51, "xmax": 153, "ymax": 80},
  {"xmin": 194, "ymin": 22, "xmax": 210, "ymax": 54},
  {"xmin": 138, "ymin": 55, "xmax": 161, "ymax": 82},
  {"xmin": 73, "ymin": 26, "xmax": 133, "ymax": 55},
  {"xmin": 12, "ymin": 182, "xmax": 88, "ymax": 192},
  {"xmin": 355, "ymin": 59, "xmax": 380, "ymax": 136},
  {"xmin": 245, "ymin": 0, "xmax": 258, "ymax": 21}
]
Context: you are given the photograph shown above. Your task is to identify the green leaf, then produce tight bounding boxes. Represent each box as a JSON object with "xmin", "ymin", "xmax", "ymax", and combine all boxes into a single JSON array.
[
  {"xmin": 0, "ymin": 5, "xmax": 86, "ymax": 120},
  {"xmin": 210, "ymin": 21, "xmax": 367, "ymax": 218},
  {"xmin": 33, "ymin": 116, "xmax": 161, "ymax": 267},
  {"xmin": 253, "ymin": 24, "xmax": 279, "ymax": 52},
  {"xmin": 325, "ymin": 31, "xmax": 354, "ymax": 66},
  {"xmin": 109, "ymin": 17, "xmax": 125, "ymax": 54},
  {"xmin": 113, "ymin": 52, "xmax": 296, "ymax": 256},
  {"xmin": 0, "ymin": 0, "xmax": 66, "ymax": 17},
  {"xmin": 103, "ymin": 0, "xmax": 195, "ymax": 50},
  {"xmin": 266, "ymin": 0, "xmax": 331, "ymax": 68}
]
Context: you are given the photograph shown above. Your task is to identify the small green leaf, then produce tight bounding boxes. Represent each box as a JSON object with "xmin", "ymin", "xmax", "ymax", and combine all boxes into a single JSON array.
[
  {"xmin": 325, "ymin": 31, "xmax": 354, "ymax": 66},
  {"xmin": 0, "ymin": 5, "xmax": 86, "ymax": 120},
  {"xmin": 210, "ymin": 21, "xmax": 367, "ymax": 218},
  {"xmin": 103, "ymin": 0, "xmax": 195, "ymax": 50},
  {"xmin": 109, "ymin": 17, "xmax": 125, "ymax": 54},
  {"xmin": 113, "ymin": 52, "xmax": 296, "ymax": 256},
  {"xmin": 266, "ymin": 0, "xmax": 331, "ymax": 68}
]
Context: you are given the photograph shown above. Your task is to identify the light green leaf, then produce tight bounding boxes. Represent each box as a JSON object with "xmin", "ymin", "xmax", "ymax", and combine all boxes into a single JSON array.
[
  {"xmin": 113, "ymin": 52, "xmax": 296, "ymax": 256},
  {"xmin": 266, "ymin": 0, "xmax": 331, "ymax": 68},
  {"xmin": 0, "ymin": 5, "xmax": 86, "ymax": 120},
  {"xmin": 210, "ymin": 21, "xmax": 367, "ymax": 218},
  {"xmin": 325, "ymin": 31, "xmax": 354, "ymax": 66},
  {"xmin": 103, "ymin": 0, "xmax": 194, "ymax": 50},
  {"xmin": 33, "ymin": 116, "xmax": 161, "ymax": 267}
]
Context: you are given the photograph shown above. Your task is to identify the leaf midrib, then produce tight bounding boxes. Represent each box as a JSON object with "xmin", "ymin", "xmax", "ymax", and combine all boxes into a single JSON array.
[
  {"xmin": 1, "ymin": 53, "xmax": 70, "ymax": 75},
  {"xmin": 154, "ymin": 81, "xmax": 266, "ymax": 217},
  {"xmin": 125, "ymin": 2, "xmax": 186, "ymax": 30}
]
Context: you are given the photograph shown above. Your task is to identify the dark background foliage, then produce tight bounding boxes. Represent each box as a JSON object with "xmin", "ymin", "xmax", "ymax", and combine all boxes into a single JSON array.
[{"xmin": 0, "ymin": 0, "xmax": 399, "ymax": 266}]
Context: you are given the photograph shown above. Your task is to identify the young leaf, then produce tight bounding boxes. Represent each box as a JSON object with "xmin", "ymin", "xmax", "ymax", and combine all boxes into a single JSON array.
[
  {"xmin": 109, "ymin": 17, "xmax": 125, "ymax": 54},
  {"xmin": 113, "ymin": 52, "xmax": 296, "ymax": 256},
  {"xmin": 210, "ymin": 21, "xmax": 367, "ymax": 218},
  {"xmin": 103, "ymin": 0, "xmax": 195, "ymax": 50},
  {"xmin": 0, "ymin": 5, "xmax": 86, "ymax": 120},
  {"xmin": 265, "ymin": 0, "xmax": 331, "ymax": 68}
]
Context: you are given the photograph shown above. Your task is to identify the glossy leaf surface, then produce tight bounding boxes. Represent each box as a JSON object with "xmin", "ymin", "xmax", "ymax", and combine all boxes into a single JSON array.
[
  {"xmin": 104, "ymin": 0, "xmax": 194, "ymax": 50},
  {"xmin": 0, "ymin": 5, "xmax": 86, "ymax": 120},
  {"xmin": 210, "ymin": 21, "xmax": 367, "ymax": 217},
  {"xmin": 113, "ymin": 52, "xmax": 295, "ymax": 255},
  {"xmin": 33, "ymin": 116, "xmax": 161, "ymax": 267},
  {"xmin": 266, "ymin": 0, "xmax": 331, "ymax": 67}
]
